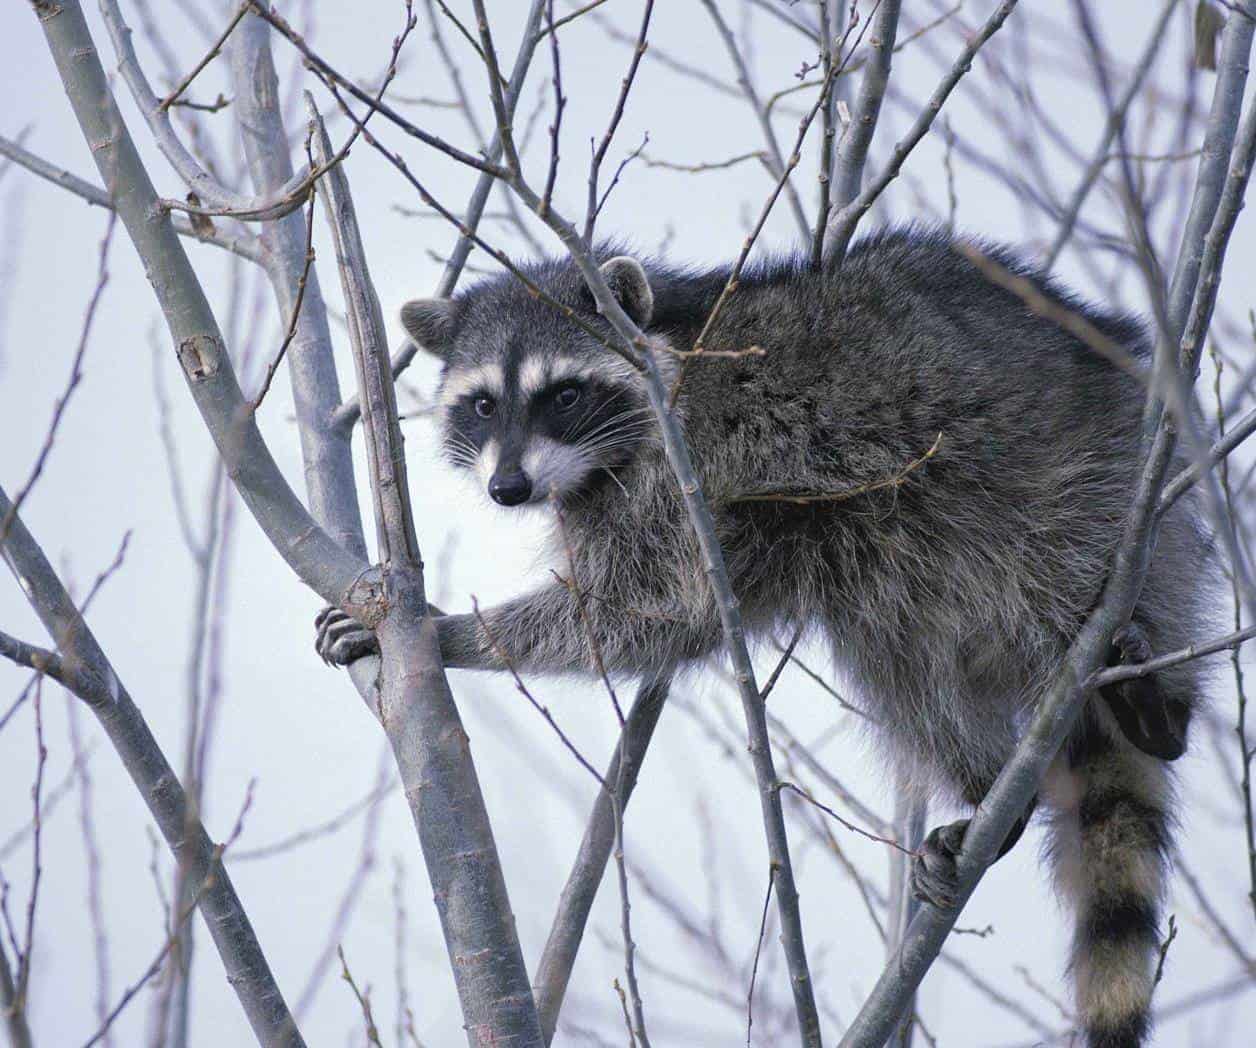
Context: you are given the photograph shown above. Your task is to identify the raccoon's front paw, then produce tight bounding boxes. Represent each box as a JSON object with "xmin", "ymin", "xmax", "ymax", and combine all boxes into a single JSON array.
[
  {"xmin": 910, "ymin": 819, "xmax": 968, "ymax": 910},
  {"xmin": 1102, "ymin": 622, "xmax": 1190, "ymax": 761},
  {"xmin": 314, "ymin": 605, "xmax": 379, "ymax": 667}
]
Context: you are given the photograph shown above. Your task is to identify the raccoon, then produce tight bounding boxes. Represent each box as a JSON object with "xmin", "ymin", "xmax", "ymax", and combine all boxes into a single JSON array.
[{"xmin": 316, "ymin": 228, "xmax": 1217, "ymax": 1047}]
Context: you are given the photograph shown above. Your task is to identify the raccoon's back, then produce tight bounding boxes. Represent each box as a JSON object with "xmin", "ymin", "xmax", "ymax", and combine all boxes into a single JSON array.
[{"xmin": 679, "ymin": 228, "xmax": 1163, "ymax": 637}]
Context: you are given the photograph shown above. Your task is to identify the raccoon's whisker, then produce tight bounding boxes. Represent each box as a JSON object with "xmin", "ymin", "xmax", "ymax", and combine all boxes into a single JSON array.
[
  {"xmin": 601, "ymin": 467, "xmax": 630, "ymax": 497},
  {"xmin": 559, "ymin": 394, "xmax": 623, "ymax": 438},
  {"xmin": 563, "ymin": 407, "xmax": 653, "ymax": 444},
  {"xmin": 578, "ymin": 428, "xmax": 652, "ymax": 453},
  {"xmin": 445, "ymin": 438, "xmax": 480, "ymax": 468},
  {"xmin": 573, "ymin": 417, "xmax": 654, "ymax": 448}
]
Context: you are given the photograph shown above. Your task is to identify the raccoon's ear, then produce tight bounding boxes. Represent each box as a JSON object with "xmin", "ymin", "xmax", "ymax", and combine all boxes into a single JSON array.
[
  {"xmin": 598, "ymin": 256, "xmax": 654, "ymax": 327},
  {"xmin": 399, "ymin": 298, "xmax": 459, "ymax": 358}
]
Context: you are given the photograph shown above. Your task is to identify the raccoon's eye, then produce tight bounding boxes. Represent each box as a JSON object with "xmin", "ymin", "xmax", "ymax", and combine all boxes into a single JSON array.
[
  {"xmin": 473, "ymin": 396, "xmax": 496, "ymax": 419},
  {"xmin": 554, "ymin": 385, "xmax": 581, "ymax": 411}
]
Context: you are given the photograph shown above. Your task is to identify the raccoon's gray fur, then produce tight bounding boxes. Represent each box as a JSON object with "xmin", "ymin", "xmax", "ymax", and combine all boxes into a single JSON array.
[{"xmin": 320, "ymin": 228, "xmax": 1218, "ymax": 1047}]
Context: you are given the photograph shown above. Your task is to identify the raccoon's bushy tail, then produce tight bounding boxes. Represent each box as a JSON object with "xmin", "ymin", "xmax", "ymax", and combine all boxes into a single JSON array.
[{"xmin": 1048, "ymin": 717, "xmax": 1173, "ymax": 1048}]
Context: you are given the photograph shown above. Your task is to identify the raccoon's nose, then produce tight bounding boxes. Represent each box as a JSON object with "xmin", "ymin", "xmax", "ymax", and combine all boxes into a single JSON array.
[{"xmin": 489, "ymin": 470, "xmax": 533, "ymax": 506}]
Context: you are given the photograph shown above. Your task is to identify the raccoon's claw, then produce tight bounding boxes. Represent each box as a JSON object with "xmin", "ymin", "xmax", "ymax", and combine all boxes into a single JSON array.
[
  {"xmin": 1111, "ymin": 623, "xmax": 1153, "ymax": 665},
  {"xmin": 314, "ymin": 605, "xmax": 379, "ymax": 667},
  {"xmin": 911, "ymin": 819, "xmax": 968, "ymax": 910},
  {"xmin": 1102, "ymin": 621, "xmax": 1190, "ymax": 761}
]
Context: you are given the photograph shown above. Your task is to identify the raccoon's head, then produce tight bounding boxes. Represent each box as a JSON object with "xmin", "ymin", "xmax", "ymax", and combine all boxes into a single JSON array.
[{"xmin": 401, "ymin": 255, "xmax": 658, "ymax": 508}]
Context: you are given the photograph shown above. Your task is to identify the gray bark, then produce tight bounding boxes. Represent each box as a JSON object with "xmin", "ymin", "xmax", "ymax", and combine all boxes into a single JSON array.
[
  {"xmin": 312, "ymin": 109, "xmax": 543, "ymax": 1045},
  {"xmin": 0, "ymin": 937, "xmax": 33, "ymax": 1048},
  {"xmin": 31, "ymin": 0, "xmax": 368, "ymax": 614},
  {"xmin": 0, "ymin": 484, "xmax": 302, "ymax": 1047},
  {"xmin": 533, "ymin": 673, "xmax": 671, "ymax": 1044}
]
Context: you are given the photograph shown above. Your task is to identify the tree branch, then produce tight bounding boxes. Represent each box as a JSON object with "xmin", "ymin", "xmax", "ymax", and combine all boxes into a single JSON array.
[
  {"xmin": 0, "ymin": 631, "xmax": 66, "ymax": 686},
  {"xmin": 1043, "ymin": 0, "xmax": 1180, "ymax": 271},
  {"xmin": 0, "ymin": 935, "xmax": 32, "ymax": 1048},
  {"xmin": 830, "ymin": 0, "xmax": 901, "ymax": 218},
  {"xmin": 32, "ymin": 0, "xmax": 371, "ymax": 616},
  {"xmin": 328, "ymin": 0, "xmax": 549, "ymax": 432},
  {"xmin": 97, "ymin": 0, "xmax": 318, "ymax": 219},
  {"xmin": 0, "ymin": 133, "xmax": 265, "ymax": 263},
  {"xmin": 698, "ymin": 0, "xmax": 812, "ymax": 241},
  {"xmin": 825, "ymin": 0, "xmax": 1020, "ymax": 263},
  {"xmin": 533, "ymin": 672, "xmax": 671, "ymax": 1044},
  {"xmin": 0, "ymin": 483, "xmax": 302, "ymax": 1047},
  {"xmin": 312, "ymin": 103, "xmax": 543, "ymax": 1044}
]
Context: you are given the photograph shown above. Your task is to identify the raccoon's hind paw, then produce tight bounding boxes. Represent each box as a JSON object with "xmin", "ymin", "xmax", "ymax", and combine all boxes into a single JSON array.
[
  {"xmin": 1111, "ymin": 622, "xmax": 1153, "ymax": 665},
  {"xmin": 1102, "ymin": 622, "xmax": 1190, "ymax": 761},
  {"xmin": 910, "ymin": 819, "xmax": 968, "ymax": 910},
  {"xmin": 314, "ymin": 605, "xmax": 380, "ymax": 667}
]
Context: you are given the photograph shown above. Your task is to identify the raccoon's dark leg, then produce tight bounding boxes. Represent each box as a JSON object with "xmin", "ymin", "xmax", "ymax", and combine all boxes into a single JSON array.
[
  {"xmin": 1100, "ymin": 622, "xmax": 1191, "ymax": 761},
  {"xmin": 314, "ymin": 606, "xmax": 379, "ymax": 666},
  {"xmin": 1047, "ymin": 707, "xmax": 1172, "ymax": 1048},
  {"xmin": 909, "ymin": 798, "xmax": 1036, "ymax": 910}
]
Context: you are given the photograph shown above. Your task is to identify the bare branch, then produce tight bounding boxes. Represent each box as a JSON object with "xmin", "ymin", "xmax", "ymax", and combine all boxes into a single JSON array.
[
  {"xmin": 0, "ymin": 134, "xmax": 264, "ymax": 262},
  {"xmin": 0, "ymin": 936, "xmax": 32, "ymax": 1048},
  {"xmin": 584, "ymin": 0, "xmax": 655, "ymax": 240},
  {"xmin": 33, "ymin": 0, "xmax": 369, "ymax": 612},
  {"xmin": 830, "ymin": 0, "xmax": 901, "ymax": 227},
  {"xmin": 97, "ymin": 0, "xmax": 318, "ymax": 219},
  {"xmin": 1090, "ymin": 622, "xmax": 1256, "ymax": 687},
  {"xmin": 697, "ymin": 0, "xmax": 812, "ymax": 240},
  {"xmin": 745, "ymin": 865, "xmax": 776, "ymax": 1048},
  {"xmin": 337, "ymin": 947, "xmax": 384, "ymax": 1048},
  {"xmin": 80, "ymin": 786, "xmax": 256, "ymax": 1048},
  {"xmin": 313, "ymin": 99, "xmax": 544, "ymax": 1040},
  {"xmin": 159, "ymin": 1, "xmax": 251, "ymax": 111},
  {"xmin": 230, "ymin": 775, "xmax": 396, "ymax": 862},
  {"xmin": 0, "ymin": 632, "xmax": 67, "ymax": 687},
  {"xmin": 1043, "ymin": 0, "xmax": 1180, "ymax": 270},
  {"xmin": 250, "ymin": 177, "xmax": 317, "ymax": 412},
  {"xmin": 0, "ymin": 214, "xmax": 115, "ymax": 547},
  {"xmin": 727, "ymin": 433, "xmax": 942, "ymax": 506},
  {"xmin": 534, "ymin": 673, "xmax": 670, "ymax": 1044},
  {"xmin": 328, "ymin": 0, "xmax": 550, "ymax": 431},
  {"xmin": 825, "ymin": 1, "xmax": 1021, "ymax": 263},
  {"xmin": 0, "ymin": 481, "xmax": 302, "ymax": 1045}
]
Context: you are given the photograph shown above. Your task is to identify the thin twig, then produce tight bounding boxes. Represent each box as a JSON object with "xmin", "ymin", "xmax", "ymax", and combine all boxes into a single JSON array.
[
  {"xmin": 728, "ymin": 433, "xmax": 942, "ymax": 505},
  {"xmin": 584, "ymin": 0, "xmax": 655, "ymax": 240},
  {"xmin": 79, "ymin": 785, "xmax": 255, "ymax": 1048},
  {"xmin": 251, "ymin": 174, "xmax": 316, "ymax": 410},
  {"xmin": 697, "ymin": 0, "xmax": 811, "ymax": 240},
  {"xmin": 1043, "ymin": 0, "xmax": 1180, "ymax": 270},
  {"xmin": 825, "ymin": 0, "xmax": 1021, "ymax": 262},
  {"xmin": 670, "ymin": 7, "xmax": 870, "ymax": 403},
  {"xmin": 1153, "ymin": 914, "xmax": 1179, "ymax": 987},
  {"xmin": 537, "ymin": 0, "xmax": 614, "ymax": 40},
  {"xmin": 745, "ymin": 865, "xmax": 776, "ymax": 1047},
  {"xmin": 0, "ymin": 214, "xmax": 115, "ymax": 546},
  {"xmin": 776, "ymin": 781, "xmax": 911, "ymax": 854},
  {"xmin": 0, "ymin": 135, "xmax": 263, "ymax": 261},
  {"xmin": 159, "ymin": 1, "xmax": 251, "ymax": 111},
  {"xmin": 338, "ymin": 946, "xmax": 384, "ymax": 1047}
]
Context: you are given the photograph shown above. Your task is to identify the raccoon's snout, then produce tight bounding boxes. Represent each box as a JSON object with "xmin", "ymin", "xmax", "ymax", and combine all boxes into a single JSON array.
[{"xmin": 489, "ymin": 469, "xmax": 533, "ymax": 507}]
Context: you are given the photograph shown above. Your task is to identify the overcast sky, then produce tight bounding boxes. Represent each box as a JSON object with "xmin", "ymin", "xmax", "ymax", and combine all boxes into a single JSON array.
[{"xmin": 2, "ymin": 2, "xmax": 1255, "ymax": 1045}]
